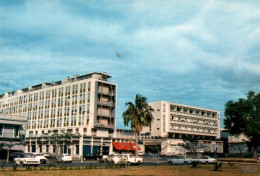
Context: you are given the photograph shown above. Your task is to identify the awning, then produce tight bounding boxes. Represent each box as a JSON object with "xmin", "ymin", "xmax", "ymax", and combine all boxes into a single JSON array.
[{"xmin": 112, "ymin": 142, "xmax": 141, "ymax": 151}]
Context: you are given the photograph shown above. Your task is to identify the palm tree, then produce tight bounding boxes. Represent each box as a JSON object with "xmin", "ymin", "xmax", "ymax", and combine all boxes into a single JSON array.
[{"xmin": 123, "ymin": 94, "xmax": 154, "ymax": 156}]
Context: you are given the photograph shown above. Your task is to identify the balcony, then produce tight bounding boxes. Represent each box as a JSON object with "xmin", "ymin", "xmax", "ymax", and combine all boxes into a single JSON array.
[
  {"xmin": 97, "ymin": 100, "xmax": 115, "ymax": 107},
  {"xmin": 95, "ymin": 123, "xmax": 114, "ymax": 129}
]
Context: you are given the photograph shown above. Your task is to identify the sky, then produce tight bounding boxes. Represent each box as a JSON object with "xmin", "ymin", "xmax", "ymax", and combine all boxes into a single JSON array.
[{"xmin": 0, "ymin": 0, "xmax": 260, "ymax": 129}]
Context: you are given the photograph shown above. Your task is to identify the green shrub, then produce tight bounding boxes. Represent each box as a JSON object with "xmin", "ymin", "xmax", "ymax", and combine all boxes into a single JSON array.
[
  {"xmin": 12, "ymin": 164, "xmax": 17, "ymax": 171},
  {"xmin": 0, "ymin": 163, "xmax": 5, "ymax": 168},
  {"xmin": 109, "ymin": 162, "xmax": 114, "ymax": 168},
  {"xmin": 105, "ymin": 162, "xmax": 109, "ymax": 169},
  {"xmin": 118, "ymin": 161, "xmax": 126, "ymax": 168},
  {"xmin": 25, "ymin": 165, "xmax": 32, "ymax": 171},
  {"xmin": 89, "ymin": 162, "xmax": 93, "ymax": 169},
  {"xmin": 47, "ymin": 163, "xmax": 56, "ymax": 168},
  {"xmin": 60, "ymin": 164, "xmax": 67, "ymax": 170},
  {"xmin": 191, "ymin": 161, "xmax": 199, "ymax": 168},
  {"xmin": 40, "ymin": 167, "xmax": 45, "ymax": 171},
  {"xmin": 213, "ymin": 162, "xmax": 223, "ymax": 171},
  {"xmin": 228, "ymin": 160, "xmax": 234, "ymax": 166}
]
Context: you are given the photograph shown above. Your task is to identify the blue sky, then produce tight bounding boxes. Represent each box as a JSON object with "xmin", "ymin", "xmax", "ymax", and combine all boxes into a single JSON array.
[{"xmin": 0, "ymin": 0, "xmax": 260, "ymax": 129}]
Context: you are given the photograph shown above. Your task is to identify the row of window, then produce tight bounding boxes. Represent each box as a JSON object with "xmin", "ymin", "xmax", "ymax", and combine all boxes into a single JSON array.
[
  {"xmin": 0, "ymin": 82, "xmax": 91, "ymax": 108},
  {"xmin": 27, "ymin": 116, "xmax": 90, "ymax": 129},
  {"xmin": 25, "ymin": 104, "xmax": 90, "ymax": 120},
  {"xmin": 170, "ymin": 104, "xmax": 218, "ymax": 118},
  {"xmin": 27, "ymin": 144, "xmax": 80, "ymax": 155},
  {"xmin": 170, "ymin": 124, "xmax": 217, "ymax": 135},
  {"xmin": 1, "ymin": 93, "xmax": 91, "ymax": 114},
  {"xmin": 170, "ymin": 115, "xmax": 218, "ymax": 127}
]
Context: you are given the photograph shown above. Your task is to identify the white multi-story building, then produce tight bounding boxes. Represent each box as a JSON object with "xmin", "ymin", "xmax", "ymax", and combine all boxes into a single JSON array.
[
  {"xmin": 0, "ymin": 72, "xmax": 133, "ymax": 158},
  {"xmin": 141, "ymin": 101, "xmax": 223, "ymax": 155}
]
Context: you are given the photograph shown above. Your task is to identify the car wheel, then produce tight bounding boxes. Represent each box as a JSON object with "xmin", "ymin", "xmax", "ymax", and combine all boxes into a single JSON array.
[
  {"xmin": 168, "ymin": 161, "xmax": 173, "ymax": 165},
  {"xmin": 205, "ymin": 161, "xmax": 209, "ymax": 164},
  {"xmin": 184, "ymin": 161, "xmax": 188, "ymax": 165}
]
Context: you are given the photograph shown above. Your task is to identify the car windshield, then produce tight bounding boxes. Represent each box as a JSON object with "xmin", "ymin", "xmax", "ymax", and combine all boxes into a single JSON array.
[
  {"xmin": 35, "ymin": 154, "xmax": 44, "ymax": 157},
  {"xmin": 24, "ymin": 153, "xmax": 35, "ymax": 158}
]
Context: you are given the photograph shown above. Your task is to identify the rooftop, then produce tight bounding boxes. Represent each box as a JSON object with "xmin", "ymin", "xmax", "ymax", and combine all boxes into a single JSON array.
[{"xmin": 0, "ymin": 72, "xmax": 111, "ymax": 99}]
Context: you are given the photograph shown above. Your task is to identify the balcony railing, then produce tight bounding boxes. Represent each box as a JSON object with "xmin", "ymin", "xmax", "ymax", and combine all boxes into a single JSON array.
[
  {"xmin": 95, "ymin": 123, "xmax": 113, "ymax": 128},
  {"xmin": 97, "ymin": 101, "xmax": 115, "ymax": 106}
]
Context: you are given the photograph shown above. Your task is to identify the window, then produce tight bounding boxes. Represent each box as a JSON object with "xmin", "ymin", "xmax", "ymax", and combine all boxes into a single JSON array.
[
  {"xmin": 53, "ymin": 145, "xmax": 56, "ymax": 153},
  {"xmin": 0, "ymin": 124, "xmax": 3, "ymax": 136},
  {"xmin": 76, "ymin": 145, "xmax": 79, "ymax": 155},
  {"xmin": 46, "ymin": 145, "xmax": 49, "ymax": 153},
  {"xmin": 32, "ymin": 145, "xmax": 36, "ymax": 153},
  {"xmin": 14, "ymin": 126, "xmax": 19, "ymax": 137}
]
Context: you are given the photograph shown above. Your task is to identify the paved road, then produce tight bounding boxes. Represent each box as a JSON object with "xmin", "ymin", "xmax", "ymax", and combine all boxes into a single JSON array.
[
  {"xmin": 2, "ymin": 156, "xmax": 258, "ymax": 168},
  {"xmin": 0, "ymin": 156, "xmax": 169, "ymax": 168}
]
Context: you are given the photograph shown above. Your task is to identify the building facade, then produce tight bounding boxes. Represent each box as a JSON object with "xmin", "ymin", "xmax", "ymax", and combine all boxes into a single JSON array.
[
  {"xmin": 0, "ymin": 113, "xmax": 27, "ymax": 159},
  {"xmin": 0, "ymin": 72, "xmax": 133, "ymax": 158},
  {"xmin": 141, "ymin": 101, "xmax": 223, "ymax": 155}
]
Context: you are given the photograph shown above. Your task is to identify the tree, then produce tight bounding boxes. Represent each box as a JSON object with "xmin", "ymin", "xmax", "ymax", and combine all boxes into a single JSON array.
[
  {"xmin": 41, "ymin": 132, "xmax": 81, "ymax": 159},
  {"xmin": 224, "ymin": 91, "xmax": 260, "ymax": 159},
  {"xmin": 182, "ymin": 136, "xmax": 207, "ymax": 156},
  {"xmin": 1, "ymin": 138, "xmax": 25, "ymax": 163},
  {"xmin": 123, "ymin": 94, "xmax": 154, "ymax": 156}
]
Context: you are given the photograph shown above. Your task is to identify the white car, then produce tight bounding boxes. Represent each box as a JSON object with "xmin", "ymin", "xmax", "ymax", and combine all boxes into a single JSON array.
[
  {"xmin": 14, "ymin": 153, "xmax": 40, "ymax": 166},
  {"xmin": 126, "ymin": 154, "xmax": 143, "ymax": 165},
  {"xmin": 167, "ymin": 155, "xmax": 197, "ymax": 165},
  {"xmin": 32, "ymin": 153, "xmax": 48, "ymax": 164},
  {"xmin": 59, "ymin": 154, "xmax": 72, "ymax": 163},
  {"xmin": 111, "ymin": 154, "xmax": 143, "ymax": 165},
  {"xmin": 198, "ymin": 156, "xmax": 216, "ymax": 164}
]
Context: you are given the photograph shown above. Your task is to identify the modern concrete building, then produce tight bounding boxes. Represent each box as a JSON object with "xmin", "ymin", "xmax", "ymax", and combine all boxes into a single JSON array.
[
  {"xmin": 0, "ymin": 72, "xmax": 133, "ymax": 158},
  {"xmin": 140, "ymin": 101, "xmax": 223, "ymax": 155},
  {"xmin": 0, "ymin": 113, "xmax": 27, "ymax": 159}
]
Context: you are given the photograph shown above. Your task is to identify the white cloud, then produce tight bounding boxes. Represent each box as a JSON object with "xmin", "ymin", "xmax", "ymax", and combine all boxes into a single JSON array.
[{"xmin": 1, "ymin": 0, "xmax": 260, "ymax": 128}]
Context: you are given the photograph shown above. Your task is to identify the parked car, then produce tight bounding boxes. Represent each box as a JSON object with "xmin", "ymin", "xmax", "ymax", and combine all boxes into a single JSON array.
[
  {"xmin": 107, "ymin": 154, "xmax": 115, "ymax": 163},
  {"xmin": 58, "ymin": 154, "xmax": 72, "ymax": 163},
  {"xmin": 110, "ymin": 154, "xmax": 143, "ymax": 165},
  {"xmin": 9, "ymin": 151, "xmax": 24, "ymax": 162},
  {"xmin": 125, "ymin": 154, "xmax": 143, "ymax": 165},
  {"xmin": 14, "ymin": 153, "xmax": 40, "ymax": 166},
  {"xmin": 198, "ymin": 156, "xmax": 216, "ymax": 164},
  {"xmin": 32, "ymin": 153, "xmax": 48, "ymax": 164},
  {"xmin": 102, "ymin": 155, "xmax": 109, "ymax": 161},
  {"xmin": 142, "ymin": 152, "xmax": 155, "ymax": 157},
  {"xmin": 138, "ymin": 152, "xmax": 144, "ymax": 156},
  {"xmin": 167, "ymin": 155, "xmax": 197, "ymax": 165}
]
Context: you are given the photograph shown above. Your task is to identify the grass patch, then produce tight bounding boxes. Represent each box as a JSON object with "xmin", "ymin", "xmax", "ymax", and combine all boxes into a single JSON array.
[{"xmin": 0, "ymin": 164, "xmax": 259, "ymax": 175}]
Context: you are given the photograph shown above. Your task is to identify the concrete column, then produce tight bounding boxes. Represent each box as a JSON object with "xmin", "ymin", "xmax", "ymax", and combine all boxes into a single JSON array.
[
  {"xmin": 80, "ymin": 136, "xmax": 83, "ymax": 162},
  {"xmin": 91, "ymin": 137, "xmax": 93, "ymax": 154}
]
